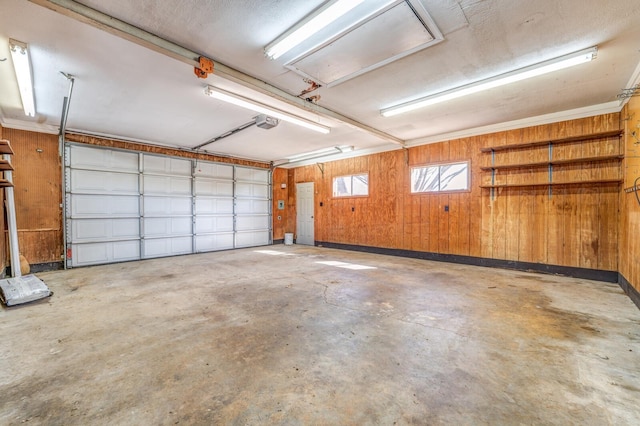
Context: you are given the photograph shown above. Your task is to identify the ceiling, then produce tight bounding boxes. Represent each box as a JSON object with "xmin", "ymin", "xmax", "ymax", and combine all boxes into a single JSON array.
[{"xmin": 1, "ymin": 0, "xmax": 639, "ymax": 166}]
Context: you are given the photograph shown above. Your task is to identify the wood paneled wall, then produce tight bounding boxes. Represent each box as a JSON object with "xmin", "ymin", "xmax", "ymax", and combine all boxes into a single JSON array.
[
  {"xmin": 286, "ymin": 113, "xmax": 622, "ymax": 272},
  {"xmin": 272, "ymin": 167, "xmax": 289, "ymax": 241},
  {"xmin": 2, "ymin": 128, "xmax": 62, "ymax": 265},
  {"xmin": 620, "ymin": 98, "xmax": 640, "ymax": 293},
  {"xmin": 1, "ymin": 111, "xmax": 632, "ymax": 281}
]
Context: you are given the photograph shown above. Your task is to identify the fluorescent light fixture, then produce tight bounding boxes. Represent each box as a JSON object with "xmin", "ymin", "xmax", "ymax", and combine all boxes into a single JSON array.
[
  {"xmin": 286, "ymin": 145, "xmax": 353, "ymax": 160},
  {"xmin": 9, "ymin": 39, "xmax": 36, "ymax": 117},
  {"xmin": 205, "ymin": 85, "xmax": 330, "ymax": 134},
  {"xmin": 265, "ymin": 0, "xmax": 365, "ymax": 60},
  {"xmin": 381, "ymin": 47, "xmax": 598, "ymax": 117}
]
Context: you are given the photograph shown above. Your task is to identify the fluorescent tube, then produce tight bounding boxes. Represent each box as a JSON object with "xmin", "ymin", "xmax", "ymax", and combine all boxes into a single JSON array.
[
  {"xmin": 286, "ymin": 147, "xmax": 341, "ymax": 160},
  {"xmin": 381, "ymin": 47, "xmax": 598, "ymax": 117},
  {"xmin": 285, "ymin": 145, "xmax": 354, "ymax": 161},
  {"xmin": 205, "ymin": 86, "xmax": 330, "ymax": 134},
  {"xmin": 9, "ymin": 39, "xmax": 36, "ymax": 117},
  {"xmin": 265, "ymin": 0, "xmax": 365, "ymax": 60}
]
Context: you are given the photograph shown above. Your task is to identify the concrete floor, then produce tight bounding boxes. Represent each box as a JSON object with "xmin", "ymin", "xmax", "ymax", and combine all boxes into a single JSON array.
[{"xmin": 1, "ymin": 246, "xmax": 639, "ymax": 425}]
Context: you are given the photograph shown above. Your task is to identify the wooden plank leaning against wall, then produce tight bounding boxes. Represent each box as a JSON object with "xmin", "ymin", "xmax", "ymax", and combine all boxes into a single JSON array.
[
  {"xmin": 0, "ymin": 125, "xmax": 6, "ymax": 272},
  {"xmin": 286, "ymin": 112, "xmax": 622, "ymax": 273}
]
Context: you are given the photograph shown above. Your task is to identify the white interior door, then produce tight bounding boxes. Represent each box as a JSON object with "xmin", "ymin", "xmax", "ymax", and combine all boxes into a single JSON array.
[{"xmin": 296, "ymin": 182, "xmax": 314, "ymax": 245}]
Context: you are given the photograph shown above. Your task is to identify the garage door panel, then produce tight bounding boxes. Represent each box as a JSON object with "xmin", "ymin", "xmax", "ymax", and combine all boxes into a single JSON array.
[
  {"xmin": 195, "ymin": 216, "xmax": 234, "ymax": 233},
  {"xmin": 68, "ymin": 194, "xmax": 139, "ymax": 218},
  {"xmin": 236, "ymin": 231, "xmax": 269, "ymax": 248},
  {"xmin": 195, "ymin": 197, "xmax": 234, "ymax": 215},
  {"xmin": 235, "ymin": 167, "xmax": 269, "ymax": 183},
  {"xmin": 143, "ymin": 237, "xmax": 192, "ymax": 258},
  {"xmin": 143, "ymin": 217, "xmax": 192, "ymax": 237},
  {"xmin": 195, "ymin": 233, "xmax": 235, "ymax": 252},
  {"xmin": 143, "ymin": 175, "xmax": 192, "ymax": 196},
  {"xmin": 236, "ymin": 215, "xmax": 269, "ymax": 231},
  {"xmin": 72, "ymin": 240, "xmax": 140, "ymax": 267},
  {"xmin": 71, "ymin": 218, "xmax": 139, "ymax": 242},
  {"xmin": 195, "ymin": 179, "xmax": 233, "ymax": 197},
  {"xmin": 144, "ymin": 156, "xmax": 191, "ymax": 176},
  {"xmin": 236, "ymin": 199, "xmax": 269, "ymax": 214},
  {"xmin": 70, "ymin": 169, "xmax": 139, "ymax": 195},
  {"xmin": 144, "ymin": 196, "xmax": 192, "ymax": 216},
  {"xmin": 69, "ymin": 145, "xmax": 138, "ymax": 172},
  {"xmin": 236, "ymin": 182, "xmax": 268, "ymax": 199},
  {"xmin": 194, "ymin": 163, "xmax": 233, "ymax": 179}
]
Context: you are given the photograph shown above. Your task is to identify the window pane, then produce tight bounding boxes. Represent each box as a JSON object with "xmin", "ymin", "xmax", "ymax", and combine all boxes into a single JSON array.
[
  {"xmin": 352, "ymin": 174, "xmax": 368, "ymax": 195},
  {"xmin": 411, "ymin": 166, "xmax": 439, "ymax": 193},
  {"xmin": 440, "ymin": 163, "xmax": 468, "ymax": 191},
  {"xmin": 333, "ymin": 176, "xmax": 352, "ymax": 197},
  {"xmin": 333, "ymin": 174, "xmax": 369, "ymax": 197}
]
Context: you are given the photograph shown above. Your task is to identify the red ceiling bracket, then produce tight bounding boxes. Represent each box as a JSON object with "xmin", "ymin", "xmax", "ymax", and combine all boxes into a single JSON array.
[{"xmin": 194, "ymin": 56, "xmax": 214, "ymax": 79}]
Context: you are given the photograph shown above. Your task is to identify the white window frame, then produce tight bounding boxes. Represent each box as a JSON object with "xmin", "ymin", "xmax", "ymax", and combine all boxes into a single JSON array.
[
  {"xmin": 333, "ymin": 173, "xmax": 369, "ymax": 198},
  {"xmin": 410, "ymin": 161, "xmax": 470, "ymax": 193}
]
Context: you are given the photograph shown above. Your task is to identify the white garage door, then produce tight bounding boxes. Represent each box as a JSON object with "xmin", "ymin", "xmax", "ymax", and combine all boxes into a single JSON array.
[
  {"xmin": 65, "ymin": 145, "xmax": 141, "ymax": 267},
  {"xmin": 141, "ymin": 155, "xmax": 193, "ymax": 259},
  {"xmin": 194, "ymin": 161, "xmax": 235, "ymax": 252},
  {"xmin": 65, "ymin": 144, "xmax": 271, "ymax": 267},
  {"xmin": 235, "ymin": 167, "xmax": 270, "ymax": 248}
]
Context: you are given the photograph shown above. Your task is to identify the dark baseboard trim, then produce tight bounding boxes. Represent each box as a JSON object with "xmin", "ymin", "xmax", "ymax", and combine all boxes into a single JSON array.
[
  {"xmin": 618, "ymin": 273, "xmax": 640, "ymax": 310},
  {"xmin": 272, "ymin": 239, "xmax": 284, "ymax": 245},
  {"xmin": 7, "ymin": 261, "xmax": 64, "ymax": 276},
  {"xmin": 32, "ymin": 262, "xmax": 64, "ymax": 273},
  {"xmin": 315, "ymin": 241, "xmax": 618, "ymax": 283}
]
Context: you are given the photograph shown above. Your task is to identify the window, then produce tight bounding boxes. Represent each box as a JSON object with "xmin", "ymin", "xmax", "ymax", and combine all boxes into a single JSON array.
[
  {"xmin": 411, "ymin": 161, "xmax": 469, "ymax": 193},
  {"xmin": 333, "ymin": 173, "xmax": 368, "ymax": 197}
]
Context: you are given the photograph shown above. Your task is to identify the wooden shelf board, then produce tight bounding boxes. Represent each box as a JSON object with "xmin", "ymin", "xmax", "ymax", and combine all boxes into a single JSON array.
[
  {"xmin": 0, "ymin": 180, "xmax": 14, "ymax": 188},
  {"xmin": 479, "ymin": 154, "xmax": 624, "ymax": 171},
  {"xmin": 0, "ymin": 161, "xmax": 14, "ymax": 171},
  {"xmin": 0, "ymin": 145, "xmax": 14, "ymax": 155},
  {"xmin": 480, "ymin": 179, "xmax": 622, "ymax": 189},
  {"xmin": 480, "ymin": 161, "xmax": 548, "ymax": 171},
  {"xmin": 551, "ymin": 154, "xmax": 624, "ymax": 165},
  {"xmin": 480, "ymin": 130, "xmax": 623, "ymax": 152}
]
